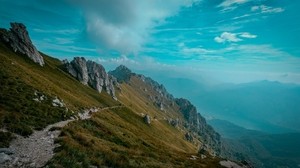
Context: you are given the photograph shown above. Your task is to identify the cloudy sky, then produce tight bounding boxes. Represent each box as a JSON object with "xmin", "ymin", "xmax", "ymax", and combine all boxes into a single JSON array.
[{"xmin": 1, "ymin": 0, "xmax": 300, "ymax": 84}]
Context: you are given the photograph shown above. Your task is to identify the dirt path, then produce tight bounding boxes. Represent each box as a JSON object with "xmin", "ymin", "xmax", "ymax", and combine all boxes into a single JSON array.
[{"xmin": 1, "ymin": 106, "xmax": 122, "ymax": 168}]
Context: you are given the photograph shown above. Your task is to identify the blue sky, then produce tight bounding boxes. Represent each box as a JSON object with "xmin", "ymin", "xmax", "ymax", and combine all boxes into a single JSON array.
[{"xmin": 1, "ymin": 0, "xmax": 300, "ymax": 84}]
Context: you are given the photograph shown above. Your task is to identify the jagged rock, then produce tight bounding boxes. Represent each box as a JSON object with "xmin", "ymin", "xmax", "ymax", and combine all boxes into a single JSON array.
[
  {"xmin": 185, "ymin": 132, "xmax": 193, "ymax": 142},
  {"xmin": 159, "ymin": 102, "xmax": 164, "ymax": 111},
  {"xmin": 168, "ymin": 118, "xmax": 179, "ymax": 127},
  {"xmin": 109, "ymin": 65, "xmax": 133, "ymax": 83},
  {"xmin": 64, "ymin": 57, "xmax": 117, "ymax": 99},
  {"xmin": 175, "ymin": 98, "xmax": 221, "ymax": 155},
  {"xmin": 144, "ymin": 114, "xmax": 151, "ymax": 125},
  {"xmin": 65, "ymin": 57, "xmax": 88, "ymax": 85},
  {"xmin": 0, "ymin": 23, "xmax": 44, "ymax": 66}
]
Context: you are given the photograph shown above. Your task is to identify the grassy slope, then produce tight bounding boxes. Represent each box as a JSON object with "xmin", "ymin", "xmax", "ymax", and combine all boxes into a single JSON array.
[
  {"xmin": 47, "ymin": 67, "xmax": 223, "ymax": 167},
  {"xmin": 0, "ymin": 42, "xmax": 223, "ymax": 167},
  {"xmin": 0, "ymin": 42, "xmax": 117, "ymax": 145},
  {"xmin": 48, "ymin": 107, "xmax": 223, "ymax": 168}
]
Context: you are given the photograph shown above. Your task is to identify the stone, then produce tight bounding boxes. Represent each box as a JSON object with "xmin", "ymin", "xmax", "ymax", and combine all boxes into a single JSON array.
[
  {"xmin": 65, "ymin": 57, "xmax": 88, "ymax": 85},
  {"xmin": 0, "ymin": 152, "xmax": 12, "ymax": 163},
  {"xmin": 0, "ymin": 23, "xmax": 44, "ymax": 66},
  {"xmin": 64, "ymin": 57, "xmax": 117, "ymax": 99},
  {"xmin": 0, "ymin": 148, "xmax": 14, "ymax": 155},
  {"xmin": 144, "ymin": 114, "xmax": 151, "ymax": 125},
  {"xmin": 185, "ymin": 132, "xmax": 193, "ymax": 142},
  {"xmin": 52, "ymin": 97, "xmax": 64, "ymax": 107}
]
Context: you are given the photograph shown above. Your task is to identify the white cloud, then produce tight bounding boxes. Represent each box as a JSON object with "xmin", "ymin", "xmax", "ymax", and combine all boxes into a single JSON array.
[
  {"xmin": 214, "ymin": 32, "xmax": 242, "ymax": 43},
  {"xmin": 218, "ymin": 0, "xmax": 249, "ymax": 8},
  {"xmin": 218, "ymin": 0, "xmax": 249, "ymax": 12},
  {"xmin": 251, "ymin": 5, "xmax": 284, "ymax": 14},
  {"xmin": 70, "ymin": 0, "xmax": 199, "ymax": 53},
  {"xmin": 33, "ymin": 28, "xmax": 80, "ymax": 35},
  {"xmin": 214, "ymin": 32, "xmax": 257, "ymax": 43},
  {"xmin": 239, "ymin": 32, "xmax": 257, "ymax": 38}
]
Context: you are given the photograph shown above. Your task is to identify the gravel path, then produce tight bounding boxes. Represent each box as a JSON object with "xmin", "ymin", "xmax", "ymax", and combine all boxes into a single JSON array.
[{"xmin": 0, "ymin": 106, "xmax": 122, "ymax": 168}]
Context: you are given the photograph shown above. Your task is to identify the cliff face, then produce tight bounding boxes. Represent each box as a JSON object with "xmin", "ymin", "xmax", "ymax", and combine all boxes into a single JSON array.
[
  {"xmin": 175, "ymin": 98, "xmax": 221, "ymax": 155},
  {"xmin": 64, "ymin": 57, "xmax": 117, "ymax": 99},
  {"xmin": 0, "ymin": 22, "xmax": 44, "ymax": 66},
  {"xmin": 110, "ymin": 65, "xmax": 222, "ymax": 155}
]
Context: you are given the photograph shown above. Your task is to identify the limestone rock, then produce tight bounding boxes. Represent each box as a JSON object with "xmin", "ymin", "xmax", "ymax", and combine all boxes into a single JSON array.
[
  {"xmin": 64, "ymin": 57, "xmax": 117, "ymax": 99},
  {"xmin": 65, "ymin": 57, "xmax": 88, "ymax": 85},
  {"xmin": 0, "ymin": 23, "xmax": 44, "ymax": 66},
  {"xmin": 144, "ymin": 114, "xmax": 151, "ymax": 125}
]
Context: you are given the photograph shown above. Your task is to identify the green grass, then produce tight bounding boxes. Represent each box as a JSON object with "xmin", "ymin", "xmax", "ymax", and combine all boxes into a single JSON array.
[
  {"xmin": 0, "ymin": 41, "xmax": 223, "ymax": 167},
  {"xmin": 0, "ymin": 131, "xmax": 14, "ymax": 147},
  {"xmin": 0, "ymin": 42, "xmax": 117, "ymax": 141},
  {"xmin": 48, "ymin": 107, "xmax": 223, "ymax": 167}
]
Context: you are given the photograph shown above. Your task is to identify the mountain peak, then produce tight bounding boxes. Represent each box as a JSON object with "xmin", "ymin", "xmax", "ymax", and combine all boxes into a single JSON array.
[
  {"xmin": 109, "ymin": 65, "xmax": 134, "ymax": 83},
  {"xmin": 0, "ymin": 22, "xmax": 44, "ymax": 66}
]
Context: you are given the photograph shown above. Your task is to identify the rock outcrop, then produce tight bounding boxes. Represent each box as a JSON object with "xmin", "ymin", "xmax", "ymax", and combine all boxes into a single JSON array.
[
  {"xmin": 0, "ymin": 22, "xmax": 44, "ymax": 66},
  {"xmin": 64, "ymin": 57, "xmax": 117, "ymax": 99},
  {"xmin": 175, "ymin": 98, "xmax": 221, "ymax": 155}
]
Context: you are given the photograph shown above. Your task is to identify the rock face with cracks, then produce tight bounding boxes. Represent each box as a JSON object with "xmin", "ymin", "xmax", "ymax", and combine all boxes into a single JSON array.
[
  {"xmin": 0, "ymin": 22, "xmax": 44, "ymax": 66},
  {"xmin": 64, "ymin": 57, "xmax": 117, "ymax": 100}
]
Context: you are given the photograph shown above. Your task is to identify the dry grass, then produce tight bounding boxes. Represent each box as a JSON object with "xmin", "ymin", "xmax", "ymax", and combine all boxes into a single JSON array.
[{"xmin": 48, "ymin": 107, "xmax": 223, "ymax": 167}]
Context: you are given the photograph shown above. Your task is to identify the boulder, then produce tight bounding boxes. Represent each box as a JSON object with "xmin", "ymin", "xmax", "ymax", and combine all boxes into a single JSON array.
[{"xmin": 144, "ymin": 114, "xmax": 151, "ymax": 125}]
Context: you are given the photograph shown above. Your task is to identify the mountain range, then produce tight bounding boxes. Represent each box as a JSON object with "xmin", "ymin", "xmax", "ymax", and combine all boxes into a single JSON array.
[
  {"xmin": 209, "ymin": 119, "xmax": 300, "ymax": 168},
  {"xmin": 155, "ymin": 76, "xmax": 300, "ymax": 133},
  {"xmin": 0, "ymin": 23, "xmax": 241, "ymax": 167}
]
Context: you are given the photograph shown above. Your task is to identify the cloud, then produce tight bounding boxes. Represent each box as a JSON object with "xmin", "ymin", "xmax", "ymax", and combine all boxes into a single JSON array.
[
  {"xmin": 33, "ymin": 28, "xmax": 80, "ymax": 35},
  {"xmin": 70, "ymin": 0, "xmax": 199, "ymax": 53},
  {"xmin": 214, "ymin": 32, "xmax": 242, "ymax": 43},
  {"xmin": 251, "ymin": 5, "xmax": 284, "ymax": 14},
  {"xmin": 217, "ymin": 0, "xmax": 249, "ymax": 12},
  {"xmin": 214, "ymin": 32, "xmax": 257, "ymax": 43},
  {"xmin": 218, "ymin": 0, "xmax": 249, "ymax": 8},
  {"xmin": 239, "ymin": 32, "xmax": 257, "ymax": 38}
]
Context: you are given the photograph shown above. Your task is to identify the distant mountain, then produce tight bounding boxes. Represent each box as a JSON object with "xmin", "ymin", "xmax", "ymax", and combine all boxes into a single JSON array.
[
  {"xmin": 208, "ymin": 119, "xmax": 300, "ymax": 168},
  {"xmin": 208, "ymin": 119, "xmax": 265, "ymax": 139},
  {"xmin": 159, "ymin": 77, "xmax": 300, "ymax": 133}
]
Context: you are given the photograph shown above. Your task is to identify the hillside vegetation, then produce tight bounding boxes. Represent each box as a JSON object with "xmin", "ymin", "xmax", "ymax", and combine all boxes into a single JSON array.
[{"xmin": 0, "ymin": 37, "xmax": 225, "ymax": 167}]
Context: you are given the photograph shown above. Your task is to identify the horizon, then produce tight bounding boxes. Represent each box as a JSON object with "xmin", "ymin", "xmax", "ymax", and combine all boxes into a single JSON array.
[{"xmin": 1, "ymin": 0, "xmax": 300, "ymax": 84}]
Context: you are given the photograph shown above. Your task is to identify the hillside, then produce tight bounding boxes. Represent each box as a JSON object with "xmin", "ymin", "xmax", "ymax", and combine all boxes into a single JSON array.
[
  {"xmin": 209, "ymin": 119, "xmax": 300, "ymax": 168},
  {"xmin": 0, "ymin": 23, "xmax": 233, "ymax": 167}
]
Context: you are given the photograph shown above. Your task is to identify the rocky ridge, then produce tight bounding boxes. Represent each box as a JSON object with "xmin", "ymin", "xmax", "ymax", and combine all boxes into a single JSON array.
[
  {"xmin": 0, "ymin": 22, "xmax": 44, "ymax": 66},
  {"xmin": 109, "ymin": 65, "xmax": 222, "ymax": 155},
  {"xmin": 64, "ymin": 57, "xmax": 117, "ymax": 99}
]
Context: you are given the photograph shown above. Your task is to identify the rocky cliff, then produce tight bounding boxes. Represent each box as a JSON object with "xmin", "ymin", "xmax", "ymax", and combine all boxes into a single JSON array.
[
  {"xmin": 110, "ymin": 65, "xmax": 221, "ymax": 155},
  {"xmin": 0, "ymin": 22, "xmax": 44, "ymax": 66},
  {"xmin": 175, "ymin": 98, "xmax": 221, "ymax": 155},
  {"xmin": 64, "ymin": 57, "xmax": 117, "ymax": 99}
]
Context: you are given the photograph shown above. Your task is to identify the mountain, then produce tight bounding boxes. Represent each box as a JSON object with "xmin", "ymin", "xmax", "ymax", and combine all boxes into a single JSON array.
[
  {"xmin": 195, "ymin": 81, "xmax": 300, "ymax": 133},
  {"xmin": 208, "ymin": 119, "xmax": 300, "ymax": 168},
  {"xmin": 208, "ymin": 119, "xmax": 265, "ymax": 139},
  {"xmin": 159, "ymin": 77, "xmax": 300, "ymax": 133},
  {"xmin": 0, "ymin": 23, "xmax": 238, "ymax": 167}
]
